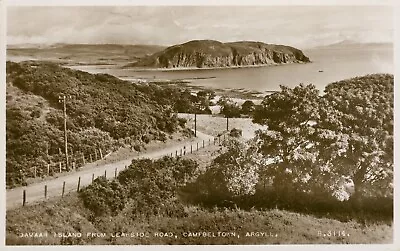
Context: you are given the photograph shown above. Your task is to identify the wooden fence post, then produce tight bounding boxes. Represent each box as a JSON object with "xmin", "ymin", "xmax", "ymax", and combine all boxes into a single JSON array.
[
  {"xmin": 77, "ymin": 177, "xmax": 81, "ymax": 192},
  {"xmin": 180, "ymin": 148, "xmax": 182, "ymax": 156},
  {"xmin": 62, "ymin": 181, "xmax": 65, "ymax": 197},
  {"xmin": 23, "ymin": 190, "xmax": 26, "ymax": 206},
  {"xmin": 203, "ymin": 140, "xmax": 205, "ymax": 148},
  {"xmin": 34, "ymin": 166, "xmax": 37, "ymax": 178},
  {"xmin": 44, "ymin": 185, "xmax": 47, "ymax": 199},
  {"xmin": 47, "ymin": 164, "xmax": 50, "ymax": 176},
  {"xmin": 191, "ymin": 145, "xmax": 193, "ymax": 154},
  {"xmin": 92, "ymin": 173, "xmax": 95, "ymax": 183},
  {"xmin": 115, "ymin": 168, "xmax": 117, "ymax": 178},
  {"xmin": 197, "ymin": 142, "xmax": 199, "ymax": 151},
  {"xmin": 176, "ymin": 150, "xmax": 178, "ymax": 157},
  {"xmin": 104, "ymin": 170, "xmax": 107, "ymax": 178}
]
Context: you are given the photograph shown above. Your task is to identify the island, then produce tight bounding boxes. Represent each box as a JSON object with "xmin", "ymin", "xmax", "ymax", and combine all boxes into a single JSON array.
[{"xmin": 124, "ymin": 39, "xmax": 310, "ymax": 69}]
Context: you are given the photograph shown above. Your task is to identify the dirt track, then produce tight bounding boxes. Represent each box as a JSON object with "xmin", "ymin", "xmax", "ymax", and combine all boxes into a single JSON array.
[{"xmin": 6, "ymin": 131, "xmax": 214, "ymax": 210}]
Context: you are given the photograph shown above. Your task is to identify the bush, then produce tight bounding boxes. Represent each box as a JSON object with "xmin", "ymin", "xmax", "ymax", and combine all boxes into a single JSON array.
[
  {"xmin": 229, "ymin": 128, "xmax": 242, "ymax": 138},
  {"xmin": 116, "ymin": 157, "xmax": 198, "ymax": 217},
  {"xmin": 79, "ymin": 177, "xmax": 127, "ymax": 217},
  {"xmin": 178, "ymin": 117, "xmax": 187, "ymax": 128},
  {"xmin": 133, "ymin": 144, "xmax": 141, "ymax": 152}
]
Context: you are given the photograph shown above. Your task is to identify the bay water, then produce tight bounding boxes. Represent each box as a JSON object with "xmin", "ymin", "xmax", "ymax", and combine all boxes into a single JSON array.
[{"xmin": 69, "ymin": 43, "xmax": 394, "ymax": 94}]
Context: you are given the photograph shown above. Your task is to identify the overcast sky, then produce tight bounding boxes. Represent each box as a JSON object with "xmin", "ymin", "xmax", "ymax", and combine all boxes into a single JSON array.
[{"xmin": 7, "ymin": 6, "xmax": 393, "ymax": 49}]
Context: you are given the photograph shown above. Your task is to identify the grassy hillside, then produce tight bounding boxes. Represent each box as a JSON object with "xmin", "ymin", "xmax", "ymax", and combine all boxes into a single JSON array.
[{"xmin": 5, "ymin": 61, "xmax": 188, "ymax": 187}]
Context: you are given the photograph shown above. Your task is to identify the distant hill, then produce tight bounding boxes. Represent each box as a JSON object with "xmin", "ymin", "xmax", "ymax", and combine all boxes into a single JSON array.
[
  {"xmin": 7, "ymin": 44, "xmax": 166, "ymax": 65},
  {"xmin": 126, "ymin": 40, "xmax": 310, "ymax": 69},
  {"xmin": 310, "ymin": 40, "xmax": 393, "ymax": 50}
]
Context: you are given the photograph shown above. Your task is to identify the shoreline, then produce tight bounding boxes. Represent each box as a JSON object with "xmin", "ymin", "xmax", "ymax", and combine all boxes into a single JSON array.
[{"xmin": 122, "ymin": 61, "xmax": 312, "ymax": 72}]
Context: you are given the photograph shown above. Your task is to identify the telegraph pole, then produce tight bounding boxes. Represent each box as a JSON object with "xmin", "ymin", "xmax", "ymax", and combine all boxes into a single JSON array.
[
  {"xmin": 226, "ymin": 116, "xmax": 229, "ymax": 131},
  {"xmin": 194, "ymin": 112, "xmax": 197, "ymax": 137},
  {"xmin": 59, "ymin": 95, "xmax": 69, "ymax": 171}
]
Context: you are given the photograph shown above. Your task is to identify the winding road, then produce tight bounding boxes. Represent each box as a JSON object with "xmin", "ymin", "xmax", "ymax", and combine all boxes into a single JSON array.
[{"xmin": 6, "ymin": 131, "xmax": 215, "ymax": 210}]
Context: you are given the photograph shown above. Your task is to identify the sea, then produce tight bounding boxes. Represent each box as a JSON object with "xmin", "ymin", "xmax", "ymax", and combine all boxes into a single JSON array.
[{"xmin": 52, "ymin": 43, "xmax": 396, "ymax": 94}]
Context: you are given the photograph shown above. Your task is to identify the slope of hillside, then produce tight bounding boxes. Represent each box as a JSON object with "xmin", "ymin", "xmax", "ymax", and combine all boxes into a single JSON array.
[
  {"xmin": 127, "ymin": 40, "xmax": 310, "ymax": 69},
  {"xmin": 5, "ymin": 61, "xmax": 183, "ymax": 187}
]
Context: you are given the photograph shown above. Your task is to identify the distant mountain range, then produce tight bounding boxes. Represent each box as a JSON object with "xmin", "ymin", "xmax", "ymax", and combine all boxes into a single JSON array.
[
  {"xmin": 7, "ymin": 44, "xmax": 166, "ymax": 65},
  {"xmin": 125, "ymin": 40, "xmax": 310, "ymax": 69},
  {"xmin": 310, "ymin": 40, "xmax": 393, "ymax": 50}
]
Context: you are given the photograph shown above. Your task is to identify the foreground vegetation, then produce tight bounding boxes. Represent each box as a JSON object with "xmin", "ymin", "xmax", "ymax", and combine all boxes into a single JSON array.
[
  {"xmin": 6, "ymin": 73, "xmax": 393, "ymax": 245},
  {"xmin": 6, "ymin": 155, "xmax": 392, "ymax": 245},
  {"xmin": 6, "ymin": 61, "xmax": 215, "ymax": 187}
]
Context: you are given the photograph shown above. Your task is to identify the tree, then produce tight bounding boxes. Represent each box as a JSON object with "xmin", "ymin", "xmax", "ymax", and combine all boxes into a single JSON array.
[
  {"xmin": 319, "ymin": 74, "xmax": 394, "ymax": 200},
  {"xmin": 218, "ymin": 96, "xmax": 241, "ymax": 118},
  {"xmin": 253, "ymin": 84, "xmax": 327, "ymax": 198},
  {"xmin": 241, "ymin": 100, "xmax": 255, "ymax": 115},
  {"xmin": 253, "ymin": 75, "xmax": 394, "ymax": 202}
]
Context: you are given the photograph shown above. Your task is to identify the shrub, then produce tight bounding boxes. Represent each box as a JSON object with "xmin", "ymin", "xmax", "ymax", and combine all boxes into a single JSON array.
[
  {"xmin": 116, "ymin": 157, "xmax": 198, "ymax": 217},
  {"xmin": 79, "ymin": 177, "xmax": 127, "ymax": 217},
  {"xmin": 229, "ymin": 128, "xmax": 242, "ymax": 138},
  {"xmin": 178, "ymin": 117, "xmax": 187, "ymax": 128}
]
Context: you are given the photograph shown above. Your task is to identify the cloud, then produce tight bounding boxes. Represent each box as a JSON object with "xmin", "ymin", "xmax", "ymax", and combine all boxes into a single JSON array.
[{"xmin": 7, "ymin": 6, "xmax": 393, "ymax": 48}]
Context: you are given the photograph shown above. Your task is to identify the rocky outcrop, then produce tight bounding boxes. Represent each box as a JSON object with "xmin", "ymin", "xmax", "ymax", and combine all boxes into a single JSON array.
[{"xmin": 126, "ymin": 40, "xmax": 310, "ymax": 69}]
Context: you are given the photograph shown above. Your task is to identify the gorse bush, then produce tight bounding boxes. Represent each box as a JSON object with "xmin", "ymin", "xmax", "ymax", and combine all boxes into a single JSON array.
[
  {"xmin": 6, "ymin": 61, "xmax": 193, "ymax": 187},
  {"xmin": 185, "ymin": 138, "xmax": 262, "ymax": 207},
  {"xmin": 79, "ymin": 157, "xmax": 198, "ymax": 219},
  {"xmin": 79, "ymin": 177, "xmax": 127, "ymax": 217}
]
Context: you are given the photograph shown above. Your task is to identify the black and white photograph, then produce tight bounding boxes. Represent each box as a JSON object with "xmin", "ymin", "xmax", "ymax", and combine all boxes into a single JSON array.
[{"xmin": 1, "ymin": 0, "xmax": 398, "ymax": 248}]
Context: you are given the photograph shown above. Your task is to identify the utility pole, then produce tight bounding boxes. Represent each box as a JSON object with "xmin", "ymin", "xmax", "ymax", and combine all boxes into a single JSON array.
[
  {"xmin": 194, "ymin": 102, "xmax": 200, "ymax": 138},
  {"xmin": 226, "ymin": 116, "xmax": 229, "ymax": 132},
  {"xmin": 59, "ymin": 95, "xmax": 69, "ymax": 171},
  {"xmin": 194, "ymin": 112, "xmax": 197, "ymax": 137}
]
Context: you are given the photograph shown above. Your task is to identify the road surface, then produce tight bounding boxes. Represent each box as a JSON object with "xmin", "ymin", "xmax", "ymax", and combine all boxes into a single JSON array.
[{"xmin": 6, "ymin": 131, "xmax": 215, "ymax": 210}]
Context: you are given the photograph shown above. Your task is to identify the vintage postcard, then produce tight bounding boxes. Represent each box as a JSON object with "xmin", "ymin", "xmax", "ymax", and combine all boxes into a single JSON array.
[{"xmin": 1, "ymin": 0, "xmax": 398, "ymax": 250}]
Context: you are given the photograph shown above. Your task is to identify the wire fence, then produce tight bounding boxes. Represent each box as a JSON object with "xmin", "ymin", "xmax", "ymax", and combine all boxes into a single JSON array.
[
  {"xmin": 25, "ymin": 148, "xmax": 112, "ymax": 180},
  {"xmin": 17, "ymin": 134, "xmax": 231, "ymax": 208}
]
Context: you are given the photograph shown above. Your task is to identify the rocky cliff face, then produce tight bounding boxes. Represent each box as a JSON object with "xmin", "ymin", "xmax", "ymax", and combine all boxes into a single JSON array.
[{"xmin": 127, "ymin": 40, "xmax": 310, "ymax": 69}]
